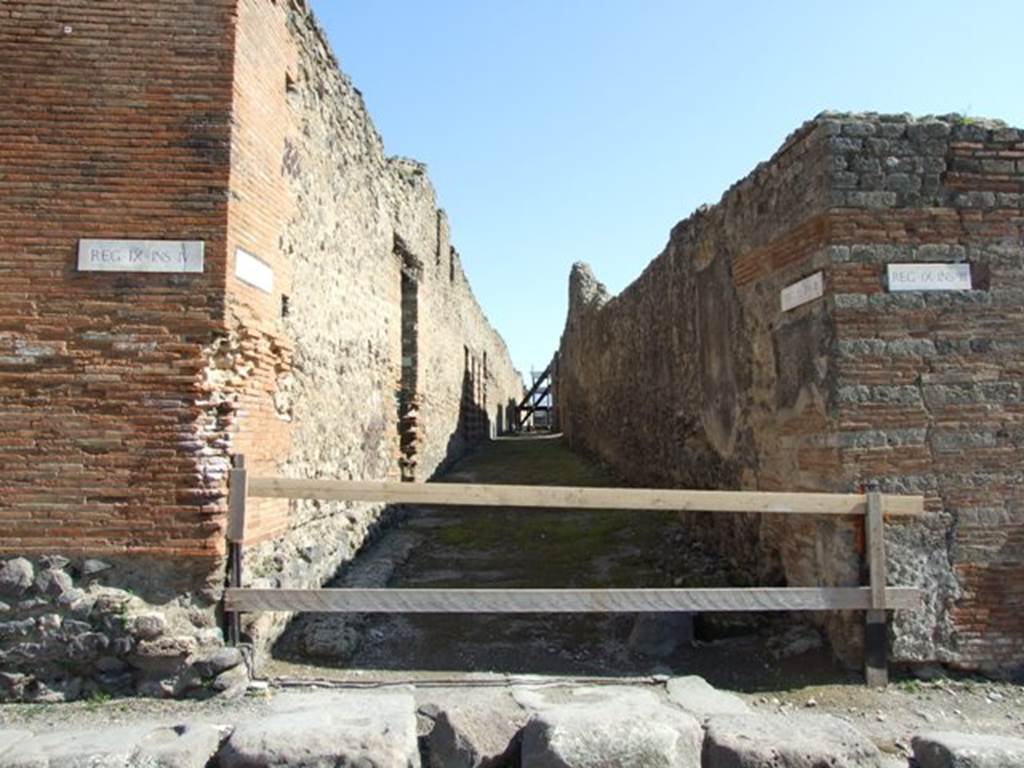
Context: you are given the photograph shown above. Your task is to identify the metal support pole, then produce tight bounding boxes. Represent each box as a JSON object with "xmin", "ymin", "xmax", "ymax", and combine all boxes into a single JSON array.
[
  {"xmin": 227, "ymin": 542, "xmax": 242, "ymax": 647},
  {"xmin": 864, "ymin": 481, "xmax": 888, "ymax": 687},
  {"xmin": 226, "ymin": 454, "xmax": 247, "ymax": 647}
]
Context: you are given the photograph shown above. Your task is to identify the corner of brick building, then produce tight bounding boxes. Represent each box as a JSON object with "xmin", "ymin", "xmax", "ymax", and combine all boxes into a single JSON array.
[
  {"xmin": 557, "ymin": 112, "xmax": 1024, "ymax": 676},
  {"xmin": 0, "ymin": 0, "xmax": 523, "ymax": 700},
  {"xmin": 0, "ymin": 1, "xmax": 243, "ymax": 571}
]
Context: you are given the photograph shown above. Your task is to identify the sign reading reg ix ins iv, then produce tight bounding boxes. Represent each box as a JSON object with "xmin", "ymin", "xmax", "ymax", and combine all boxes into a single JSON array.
[
  {"xmin": 887, "ymin": 263, "xmax": 971, "ymax": 292},
  {"xmin": 77, "ymin": 240, "xmax": 205, "ymax": 273}
]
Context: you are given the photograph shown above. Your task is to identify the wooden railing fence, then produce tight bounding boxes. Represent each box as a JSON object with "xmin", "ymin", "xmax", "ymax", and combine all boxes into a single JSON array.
[{"xmin": 223, "ymin": 455, "xmax": 924, "ymax": 686}]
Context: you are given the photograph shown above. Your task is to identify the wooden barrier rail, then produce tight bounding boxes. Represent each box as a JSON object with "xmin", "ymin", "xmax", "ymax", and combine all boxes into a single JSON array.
[{"xmin": 224, "ymin": 455, "xmax": 925, "ymax": 687}]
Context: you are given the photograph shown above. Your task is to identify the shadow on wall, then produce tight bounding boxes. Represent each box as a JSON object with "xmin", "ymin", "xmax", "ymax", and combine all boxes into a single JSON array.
[
  {"xmin": 431, "ymin": 353, "xmax": 512, "ymax": 480},
  {"xmin": 496, "ymin": 399, "xmax": 518, "ymax": 436}
]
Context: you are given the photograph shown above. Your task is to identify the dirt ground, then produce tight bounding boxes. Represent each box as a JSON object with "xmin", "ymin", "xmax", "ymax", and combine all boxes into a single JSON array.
[{"xmin": 2, "ymin": 434, "xmax": 1021, "ymax": 755}]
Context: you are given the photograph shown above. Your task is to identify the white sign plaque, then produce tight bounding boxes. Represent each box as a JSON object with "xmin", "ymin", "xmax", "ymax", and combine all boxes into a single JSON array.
[
  {"xmin": 780, "ymin": 271, "xmax": 824, "ymax": 312},
  {"xmin": 77, "ymin": 240, "xmax": 204, "ymax": 273},
  {"xmin": 235, "ymin": 248, "xmax": 274, "ymax": 293},
  {"xmin": 887, "ymin": 263, "xmax": 971, "ymax": 292}
]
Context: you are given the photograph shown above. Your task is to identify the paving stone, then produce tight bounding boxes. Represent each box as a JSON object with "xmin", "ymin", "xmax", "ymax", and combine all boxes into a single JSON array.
[
  {"xmin": 219, "ymin": 690, "xmax": 419, "ymax": 767},
  {"xmin": 912, "ymin": 731, "xmax": 1024, "ymax": 768},
  {"xmin": 132, "ymin": 723, "xmax": 227, "ymax": 768},
  {"xmin": 665, "ymin": 676, "xmax": 750, "ymax": 719},
  {"xmin": 0, "ymin": 723, "xmax": 226, "ymax": 768},
  {"xmin": 520, "ymin": 686, "xmax": 702, "ymax": 767},
  {"xmin": 0, "ymin": 725, "xmax": 151, "ymax": 767},
  {"xmin": 422, "ymin": 692, "xmax": 527, "ymax": 768},
  {"xmin": 703, "ymin": 712, "xmax": 883, "ymax": 767}
]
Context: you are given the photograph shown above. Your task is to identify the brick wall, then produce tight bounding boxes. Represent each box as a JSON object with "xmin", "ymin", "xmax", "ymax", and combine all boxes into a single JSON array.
[
  {"xmin": 0, "ymin": 0, "xmax": 238, "ymax": 561},
  {"xmin": 557, "ymin": 113, "xmax": 1024, "ymax": 674},
  {"xmin": 0, "ymin": 0, "xmax": 522, "ymax": 698},
  {"xmin": 824, "ymin": 117, "xmax": 1024, "ymax": 672},
  {"xmin": 0, "ymin": 0, "xmax": 520, "ymax": 564}
]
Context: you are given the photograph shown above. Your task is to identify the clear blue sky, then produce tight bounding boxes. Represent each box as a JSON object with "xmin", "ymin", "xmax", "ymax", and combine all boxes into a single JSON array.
[{"xmin": 309, "ymin": 1, "xmax": 1024, "ymax": 376}]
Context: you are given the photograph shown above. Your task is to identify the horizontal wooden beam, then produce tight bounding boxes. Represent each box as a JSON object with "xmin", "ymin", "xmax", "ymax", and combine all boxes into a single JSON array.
[
  {"xmin": 225, "ymin": 586, "xmax": 922, "ymax": 614},
  {"xmin": 247, "ymin": 478, "xmax": 924, "ymax": 517}
]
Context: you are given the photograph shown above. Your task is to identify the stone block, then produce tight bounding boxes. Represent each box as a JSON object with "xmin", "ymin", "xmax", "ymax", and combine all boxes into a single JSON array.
[
  {"xmin": 908, "ymin": 121, "xmax": 952, "ymax": 141},
  {"xmin": 845, "ymin": 190, "xmax": 898, "ymax": 209},
  {"xmin": 131, "ymin": 613, "xmax": 168, "ymax": 641},
  {"xmin": 520, "ymin": 687, "xmax": 702, "ymax": 768},
  {"xmin": 81, "ymin": 559, "xmax": 113, "ymax": 578},
  {"xmin": 422, "ymin": 693, "xmax": 527, "ymax": 768},
  {"xmin": 913, "ymin": 731, "xmax": 1024, "ymax": 767},
  {"xmin": 665, "ymin": 676, "xmax": 750, "ymax": 719},
  {"xmin": 134, "ymin": 723, "xmax": 228, "ymax": 768},
  {"xmin": 0, "ymin": 725, "xmax": 151, "ymax": 767},
  {"xmin": 703, "ymin": 713, "xmax": 883, "ymax": 767},
  {"xmin": 219, "ymin": 690, "xmax": 419, "ymax": 768}
]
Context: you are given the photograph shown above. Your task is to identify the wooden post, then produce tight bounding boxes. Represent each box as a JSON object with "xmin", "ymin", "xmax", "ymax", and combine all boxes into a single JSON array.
[
  {"xmin": 226, "ymin": 454, "xmax": 248, "ymax": 647},
  {"xmin": 864, "ymin": 481, "xmax": 888, "ymax": 687}
]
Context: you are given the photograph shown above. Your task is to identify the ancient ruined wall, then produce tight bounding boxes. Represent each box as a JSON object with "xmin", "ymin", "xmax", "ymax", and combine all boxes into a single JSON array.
[
  {"xmin": 227, "ymin": 0, "xmax": 520, "ymax": 626},
  {"xmin": 559, "ymin": 121, "xmax": 835, "ymax": 582},
  {"xmin": 216, "ymin": 0, "xmax": 523, "ymax": 644},
  {"xmin": 559, "ymin": 113, "xmax": 1024, "ymax": 675},
  {"xmin": 0, "ymin": 0, "xmax": 520, "ymax": 700},
  {"xmin": 0, "ymin": 0, "xmax": 240, "ymax": 703}
]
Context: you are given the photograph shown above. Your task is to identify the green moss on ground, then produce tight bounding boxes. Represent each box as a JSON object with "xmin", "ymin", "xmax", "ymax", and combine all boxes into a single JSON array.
[{"xmin": 415, "ymin": 435, "xmax": 681, "ymax": 589}]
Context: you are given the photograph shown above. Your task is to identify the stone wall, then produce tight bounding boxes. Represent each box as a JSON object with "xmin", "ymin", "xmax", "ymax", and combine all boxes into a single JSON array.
[
  {"xmin": 0, "ymin": 0, "xmax": 521, "ymax": 700},
  {"xmin": 558, "ymin": 113, "xmax": 1024, "ymax": 675},
  {"xmin": 224, "ymin": 0, "xmax": 522, "ymax": 648}
]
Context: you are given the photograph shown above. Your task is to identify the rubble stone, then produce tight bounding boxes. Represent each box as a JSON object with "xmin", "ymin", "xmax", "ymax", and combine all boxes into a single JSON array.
[{"xmin": 0, "ymin": 560, "xmax": 34, "ymax": 597}]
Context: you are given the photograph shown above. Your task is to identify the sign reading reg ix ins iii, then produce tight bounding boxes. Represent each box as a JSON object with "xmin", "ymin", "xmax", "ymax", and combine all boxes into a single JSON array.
[{"xmin": 77, "ymin": 240, "xmax": 205, "ymax": 273}]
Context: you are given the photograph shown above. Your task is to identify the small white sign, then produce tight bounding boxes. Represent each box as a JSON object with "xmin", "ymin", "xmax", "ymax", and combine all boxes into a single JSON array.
[
  {"xmin": 780, "ymin": 271, "xmax": 824, "ymax": 312},
  {"xmin": 887, "ymin": 263, "xmax": 971, "ymax": 292},
  {"xmin": 78, "ymin": 240, "xmax": 204, "ymax": 273},
  {"xmin": 235, "ymin": 248, "xmax": 274, "ymax": 293}
]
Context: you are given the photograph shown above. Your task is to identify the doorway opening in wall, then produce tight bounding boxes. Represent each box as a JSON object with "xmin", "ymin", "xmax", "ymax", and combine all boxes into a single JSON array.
[
  {"xmin": 396, "ymin": 237, "xmax": 421, "ymax": 482},
  {"xmin": 461, "ymin": 345, "xmax": 488, "ymax": 444}
]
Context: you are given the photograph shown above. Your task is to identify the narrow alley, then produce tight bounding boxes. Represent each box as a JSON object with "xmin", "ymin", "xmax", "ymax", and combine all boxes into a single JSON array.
[{"xmin": 271, "ymin": 434, "xmax": 849, "ymax": 689}]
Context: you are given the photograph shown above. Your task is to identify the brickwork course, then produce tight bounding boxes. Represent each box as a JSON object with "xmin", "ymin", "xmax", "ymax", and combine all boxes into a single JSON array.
[
  {"xmin": 558, "ymin": 112, "xmax": 1024, "ymax": 676},
  {"xmin": 0, "ymin": 0, "xmax": 521, "ymax": 700}
]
